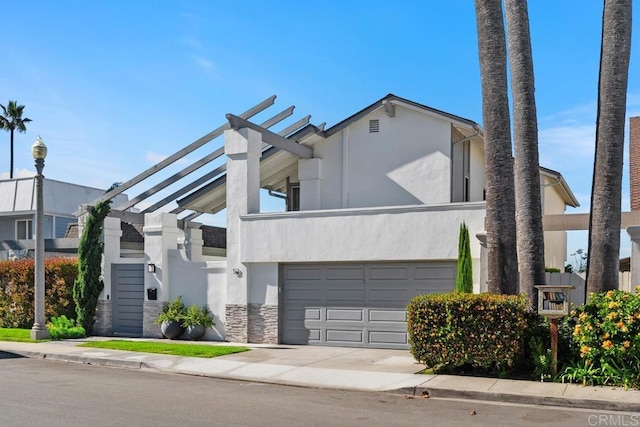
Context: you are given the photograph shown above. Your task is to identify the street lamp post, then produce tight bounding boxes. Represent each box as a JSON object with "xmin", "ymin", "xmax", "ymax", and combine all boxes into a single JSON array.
[{"xmin": 30, "ymin": 136, "xmax": 49, "ymax": 340}]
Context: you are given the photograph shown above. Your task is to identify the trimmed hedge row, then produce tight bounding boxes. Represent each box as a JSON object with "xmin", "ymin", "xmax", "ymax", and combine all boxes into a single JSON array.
[
  {"xmin": 407, "ymin": 292, "xmax": 528, "ymax": 370},
  {"xmin": 0, "ymin": 258, "xmax": 78, "ymax": 328}
]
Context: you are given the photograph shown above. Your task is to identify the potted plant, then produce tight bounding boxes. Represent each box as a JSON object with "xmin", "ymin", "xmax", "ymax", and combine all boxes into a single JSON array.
[
  {"xmin": 156, "ymin": 296, "xmax": 187, "ymax": 339},
  {"xmin": 181, "ymin": 304, "xmax": 215, "ymax": 340}
]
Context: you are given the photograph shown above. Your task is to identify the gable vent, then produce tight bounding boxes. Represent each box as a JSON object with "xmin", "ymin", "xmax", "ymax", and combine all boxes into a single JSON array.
[{"xmin": 369, "ymin": 119, "xmax": 380, "ymax": 133}]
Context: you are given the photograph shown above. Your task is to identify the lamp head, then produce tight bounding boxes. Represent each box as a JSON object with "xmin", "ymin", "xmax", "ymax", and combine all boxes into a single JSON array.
[{"xmin": 31, "ymin": 136, "xmax": 47, "ymax": 160}]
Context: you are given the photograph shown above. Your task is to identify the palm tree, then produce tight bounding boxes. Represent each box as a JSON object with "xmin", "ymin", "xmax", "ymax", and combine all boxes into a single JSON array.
[
  {"xmin": 586, "ymin": 0, "xmax": 632, "ymax": 296},
  {"xmin": 505, "ymin": 0, "xmax": 546, "ymax": 307},
  {"xmin": 0, "ymin": 100, "xmax": 32, "ymax": 179},
  {"xmin": 474, "ymin": 0, "xmax": 519, "ymax": 294}
]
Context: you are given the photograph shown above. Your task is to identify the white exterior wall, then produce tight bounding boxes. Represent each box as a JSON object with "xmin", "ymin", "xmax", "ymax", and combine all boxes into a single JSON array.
[
  {"xmin": 239, "ymin": 203, "xmax": 486, "ymax": 289},
  {"xmin": 167, "ymin": 250, "xmax": 227, "ymax": 341},
  {"xmin": 312, "ymin": 106, "xmax": 453, "ymax": 209},
  {"xmin": 469, "ymin": 140, "xmax": 485, "ymax": 202},
  {"xmin": 542, "ymin": 176, "xmax": 568, "ymax": 269}
]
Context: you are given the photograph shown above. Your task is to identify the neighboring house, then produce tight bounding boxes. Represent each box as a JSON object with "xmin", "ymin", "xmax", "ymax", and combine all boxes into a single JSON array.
[
  {"xmin": 95, "ymin": 94, "xmax": 579, "ymax": 349},
  {"xmin": 0, "ymin": 177, "xmax": 127, "ymax": 260}
]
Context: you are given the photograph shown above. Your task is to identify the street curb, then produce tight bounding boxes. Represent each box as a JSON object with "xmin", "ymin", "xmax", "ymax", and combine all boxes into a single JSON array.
[
  {"xmin": 3, "ymin": 349, "xmax": 143, "ymax": 370},
  {"xmin": 392, "ymin": 385, "xmax": 640, "ymax": 413}
]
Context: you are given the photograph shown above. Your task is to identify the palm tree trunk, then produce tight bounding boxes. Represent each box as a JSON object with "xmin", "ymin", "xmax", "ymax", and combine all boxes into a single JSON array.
[
  {"xmin": 475, "ymin": 0, "xmax": 519, "ymax": 294},
  {"xmin": 505, "ymin": 0, "xmax": 546, "ymax": 307},
  {"xmin": 9, "ymin": 129, "xmax": 14, "ymax": 179},
  {"xmin": 587, "ymin": 0, "xmax": 632, "ymax": 296}
]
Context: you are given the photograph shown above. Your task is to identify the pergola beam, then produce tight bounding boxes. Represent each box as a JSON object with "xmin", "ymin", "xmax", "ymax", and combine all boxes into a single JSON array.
[
  {"xmin": 226, "ymin": 114, "xmax": 313, "ymax": 159},
  {"xmin": 88, "ymin": 95, "xmax": 277, "ymax": 206}
]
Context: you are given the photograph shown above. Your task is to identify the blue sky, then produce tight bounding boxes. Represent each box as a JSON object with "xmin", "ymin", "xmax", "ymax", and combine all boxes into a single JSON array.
[{"xmin": 2, "ymin": 1, "xmax": 639, "ymax": 262}]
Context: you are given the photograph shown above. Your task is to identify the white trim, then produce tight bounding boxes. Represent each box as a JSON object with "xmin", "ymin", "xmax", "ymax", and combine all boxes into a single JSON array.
[
  {"xmin": 241, "ymin": 201, "xmax": 487, "ymax": 221},
  {"xmin": 389, "ymin": 100, "xmax": 475, "ymax": 130}
]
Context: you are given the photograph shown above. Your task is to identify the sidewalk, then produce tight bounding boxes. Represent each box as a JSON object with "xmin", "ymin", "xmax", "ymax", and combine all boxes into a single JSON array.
[{"xmin": 1, "ymin": 338, "xmax": 639, "ymax": 412}]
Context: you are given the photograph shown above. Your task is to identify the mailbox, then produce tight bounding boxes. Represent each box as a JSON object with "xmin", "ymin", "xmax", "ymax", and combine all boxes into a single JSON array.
[
  {"xmin": 534, "ymin": 285, "xmax": 574, "ymax": 318},
  {"xmin": 147, "ymin": 287, "xmax": 158, "ymax": 301}
]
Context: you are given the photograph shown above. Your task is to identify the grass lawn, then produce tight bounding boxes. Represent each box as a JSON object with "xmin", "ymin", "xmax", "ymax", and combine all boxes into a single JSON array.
[
  {"xmin": 78, "ymin": 340, "xmax": 250, "ymax": 358},
  {"xmin": 0, "ymin": 328, "xmax": 43, "ymax": 342}
]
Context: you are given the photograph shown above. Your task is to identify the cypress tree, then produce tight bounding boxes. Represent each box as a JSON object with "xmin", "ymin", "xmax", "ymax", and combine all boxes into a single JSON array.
[
  {"xmin": 73, "ymin": 200, "xmax": 111, "ymax": 334},
  {"xmin": 456, "ymin": 222, "xmax": 473, "ymax": 293}
]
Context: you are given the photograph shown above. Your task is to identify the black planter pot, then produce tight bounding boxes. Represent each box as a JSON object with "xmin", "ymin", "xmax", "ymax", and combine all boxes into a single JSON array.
[
  {"xmin": 161, "ymin": 320, "xmax": 185, "ymax": 339},
  {"xmin": 186, "ymin": 325, "xmax": 206, "ymax": 340}
]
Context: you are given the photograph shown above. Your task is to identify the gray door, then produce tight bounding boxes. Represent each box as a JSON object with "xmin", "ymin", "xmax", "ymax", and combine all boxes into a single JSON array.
[
  {"xmin": 281, "ymin": 262, "xmax": 456, "ymax": 349},
  {"xmin": 112, "ymin": 263, "xmax": 144, "ymax": 336}
]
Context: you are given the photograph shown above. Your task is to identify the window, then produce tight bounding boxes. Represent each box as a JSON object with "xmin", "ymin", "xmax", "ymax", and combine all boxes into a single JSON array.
[
  {"xmin": 287, "ymin": 184, "xmax": 300, "ymax": 211},
  {"xmin": 464, "ymin": 177, "xmax": 470, "ymax": 202},
  {"xmin": 16, "ymin": 219, "xmax": 33, "ymax": 239},
  {"xmin": 369, "ymin": 119, "xmax": 380, "ymax": 133}
]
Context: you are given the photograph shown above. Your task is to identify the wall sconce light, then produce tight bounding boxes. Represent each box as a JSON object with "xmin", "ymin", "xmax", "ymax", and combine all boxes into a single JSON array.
[
  {"xmin": 148, "ymin": 263, "xmax": 156, "ymax": 273},
  {"xmin": 232, "ymin": 268, "xmax": 243, "ymax": 278}
]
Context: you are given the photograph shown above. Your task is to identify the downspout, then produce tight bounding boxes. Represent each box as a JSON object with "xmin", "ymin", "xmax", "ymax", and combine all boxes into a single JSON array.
[{"xmin": 267, "ymin": 189, "xmax": 287, "ymax": 201}]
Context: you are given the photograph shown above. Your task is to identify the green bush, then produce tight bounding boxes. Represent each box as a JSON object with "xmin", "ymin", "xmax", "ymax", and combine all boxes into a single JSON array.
[
  {"xmin": 47, "ymin": 315, "xmax": 86, "ymax": 340},
  {"xmin": 407, "ymin": 292, "xmax": 528, "ymax": 371},
  {"xmin": 558, "ymin": 287, "xmax": 640, "ymax": 389},
  {"xmin": 181, "ymin": 304, "xmax": 215, "ymax": 328},
  {"xmin": 545, "ymin": 267, "xmax": 561, "ymax": 273},
  {"xmin": 0, "ymin": 258, "xmax": 78, "ymax": 328},
  {"xmin": 156, "ymin": 296, "xmax": 186, "ymax": 323}
]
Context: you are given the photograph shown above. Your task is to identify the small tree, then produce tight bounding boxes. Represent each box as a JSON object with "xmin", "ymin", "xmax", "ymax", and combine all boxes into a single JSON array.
[
  {"xmin": 456, "ymin": 222, "xmax": 473, "ymax": 293},
  {"xmin": 73, "ymin": 200, "xmax": 111, "ymax": 334}
]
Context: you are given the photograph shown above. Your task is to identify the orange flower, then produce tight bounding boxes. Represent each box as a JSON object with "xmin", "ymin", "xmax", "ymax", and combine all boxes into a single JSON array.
[
  {"xmin": 603, "ymin": 332, "xmax": 610, "ymax": 339},
  {"xmin": 606, "ymin": 290, "xmax": 614, "ymax": 299},
  {"xmin": 573, "ymin": 325, "xmax": 583, "ymax": 336},
  {"xmin": 602, "ymin": 340, "xmax": 614, "ymax": 350},
  {"xmin": 579, "ymin": 312, "xmax": 588, "ymax": 321},
  {"xmin": 623, "ymin": 341, "xmax": 631, "ymax": 348},
  {"xmin": 616, "ymin": 321, "xmax": 628, "ymax": 332},
  {"xmin": 580, "ymin": 345, "xmax": 591, "ymax": 357},
  {"xmin": 607, "ymin": 312, "xmax": 619, "ymax": 320},
  {"xmin": 609, "ymin": 301, "xmax": 619, "ymax": 309}
]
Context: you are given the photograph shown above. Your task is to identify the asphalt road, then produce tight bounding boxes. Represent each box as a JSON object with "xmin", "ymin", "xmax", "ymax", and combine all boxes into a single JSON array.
[{"xmin": 0, "ymin": 351, "xmax": 634, "ymax": 427}]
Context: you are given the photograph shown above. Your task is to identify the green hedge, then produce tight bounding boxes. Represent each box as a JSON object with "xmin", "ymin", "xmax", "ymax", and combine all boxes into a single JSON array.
[
  {"xmin": 407, "ymin": 292, "xmax": 528, "ymax": 370},
  {"xmin": 0, "ymin": 258, "xmax": 78, "ymax": 328}
]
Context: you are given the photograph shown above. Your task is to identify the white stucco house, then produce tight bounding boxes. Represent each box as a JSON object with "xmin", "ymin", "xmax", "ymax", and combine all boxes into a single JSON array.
[
  {"xmin": 0, "ymin": 177, "xmax": 127, "ymax": 260},
  {"xmin": 95, "ymin": 94, "xmax": 578, "ymax": 349}
]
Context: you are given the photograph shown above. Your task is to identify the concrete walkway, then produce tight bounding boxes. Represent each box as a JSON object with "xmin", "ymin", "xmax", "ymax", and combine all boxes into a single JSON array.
[{"xmin": 1, "ymin": 338, "xmax": 639, "ymax": 412}]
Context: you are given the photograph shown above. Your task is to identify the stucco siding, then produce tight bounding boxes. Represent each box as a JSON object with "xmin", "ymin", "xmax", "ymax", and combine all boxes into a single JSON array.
[
  {"xmin": 345, "ymin": 107, "xmax": 452, "ymax": 208},
  {"xmin": 239, "ymin": 203, "xmax": 486, "ymax": 264},
  {"xmin": 542, "ymin": 175, "xmax": 569, "ymax": 269}
]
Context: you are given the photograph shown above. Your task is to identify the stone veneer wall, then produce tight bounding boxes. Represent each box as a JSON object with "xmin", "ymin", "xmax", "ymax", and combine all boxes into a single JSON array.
[
  {"xmin": 225, "ymin": 304, "xmax": 248, "ymax": 342},
  {"xmin": 93, "ymin": 300, "xmax": 112, "ymax": 336},
  {"xmin": 143, "ymin": 301, "xmax": 165, "ymax": 338},
  {"xmin": 248, "ymin": 304, "xmax": 278, "ymax": 344}
]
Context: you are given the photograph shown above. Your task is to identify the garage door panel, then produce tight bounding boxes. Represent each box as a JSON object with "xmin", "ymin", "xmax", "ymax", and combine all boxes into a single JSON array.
[
  {"xmin": 369, "ymin": 309, "xmax": 406, "ymax": 323},
  {"xmin": 282, "ymin": 262, "xmax": 455, "ymax": 349},
  {"xmin": 286, "ymin": 267, "xmax": 322, "ymax": 280},
  {"xmin": 326, "ymin": 329, "xmax": 364, "ymax": 343},
  {"xmin": 326, "ymin": 267, "xmax": 364, "ymax": 280},
  {"xmin": 368, "ymin": 266, "xmax": 410, "ymax": 280},
  {"xmin": 287, "ymin": 288, "xmax": 322, "ymax": 301},
  {"xmin": 415, "ymin": 265, "xmax": 456, "ymax": 279},
  {"xmin": 326, "ymin": 308, "xmax": 364, "ymax": 322},
  {"xmin": 326, "ymin": 288, "xmax": 364, "ymax": 301},
  {"xmin": 369, "ymin": 331, "xmax": 407, "ymax": 345},
  {"xmin": 368, "ymin": 288, "xmax": 409, "ymax": 302}
]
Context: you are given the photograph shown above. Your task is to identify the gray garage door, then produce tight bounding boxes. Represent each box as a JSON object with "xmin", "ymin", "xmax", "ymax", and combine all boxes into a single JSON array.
[
  {"xmin": 112, "ymin": 263, "xmax": 144, "ymax": 336},
  {"xmin": 281, "ymin": 262, "xmax": 456, "ymax": 349}
]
